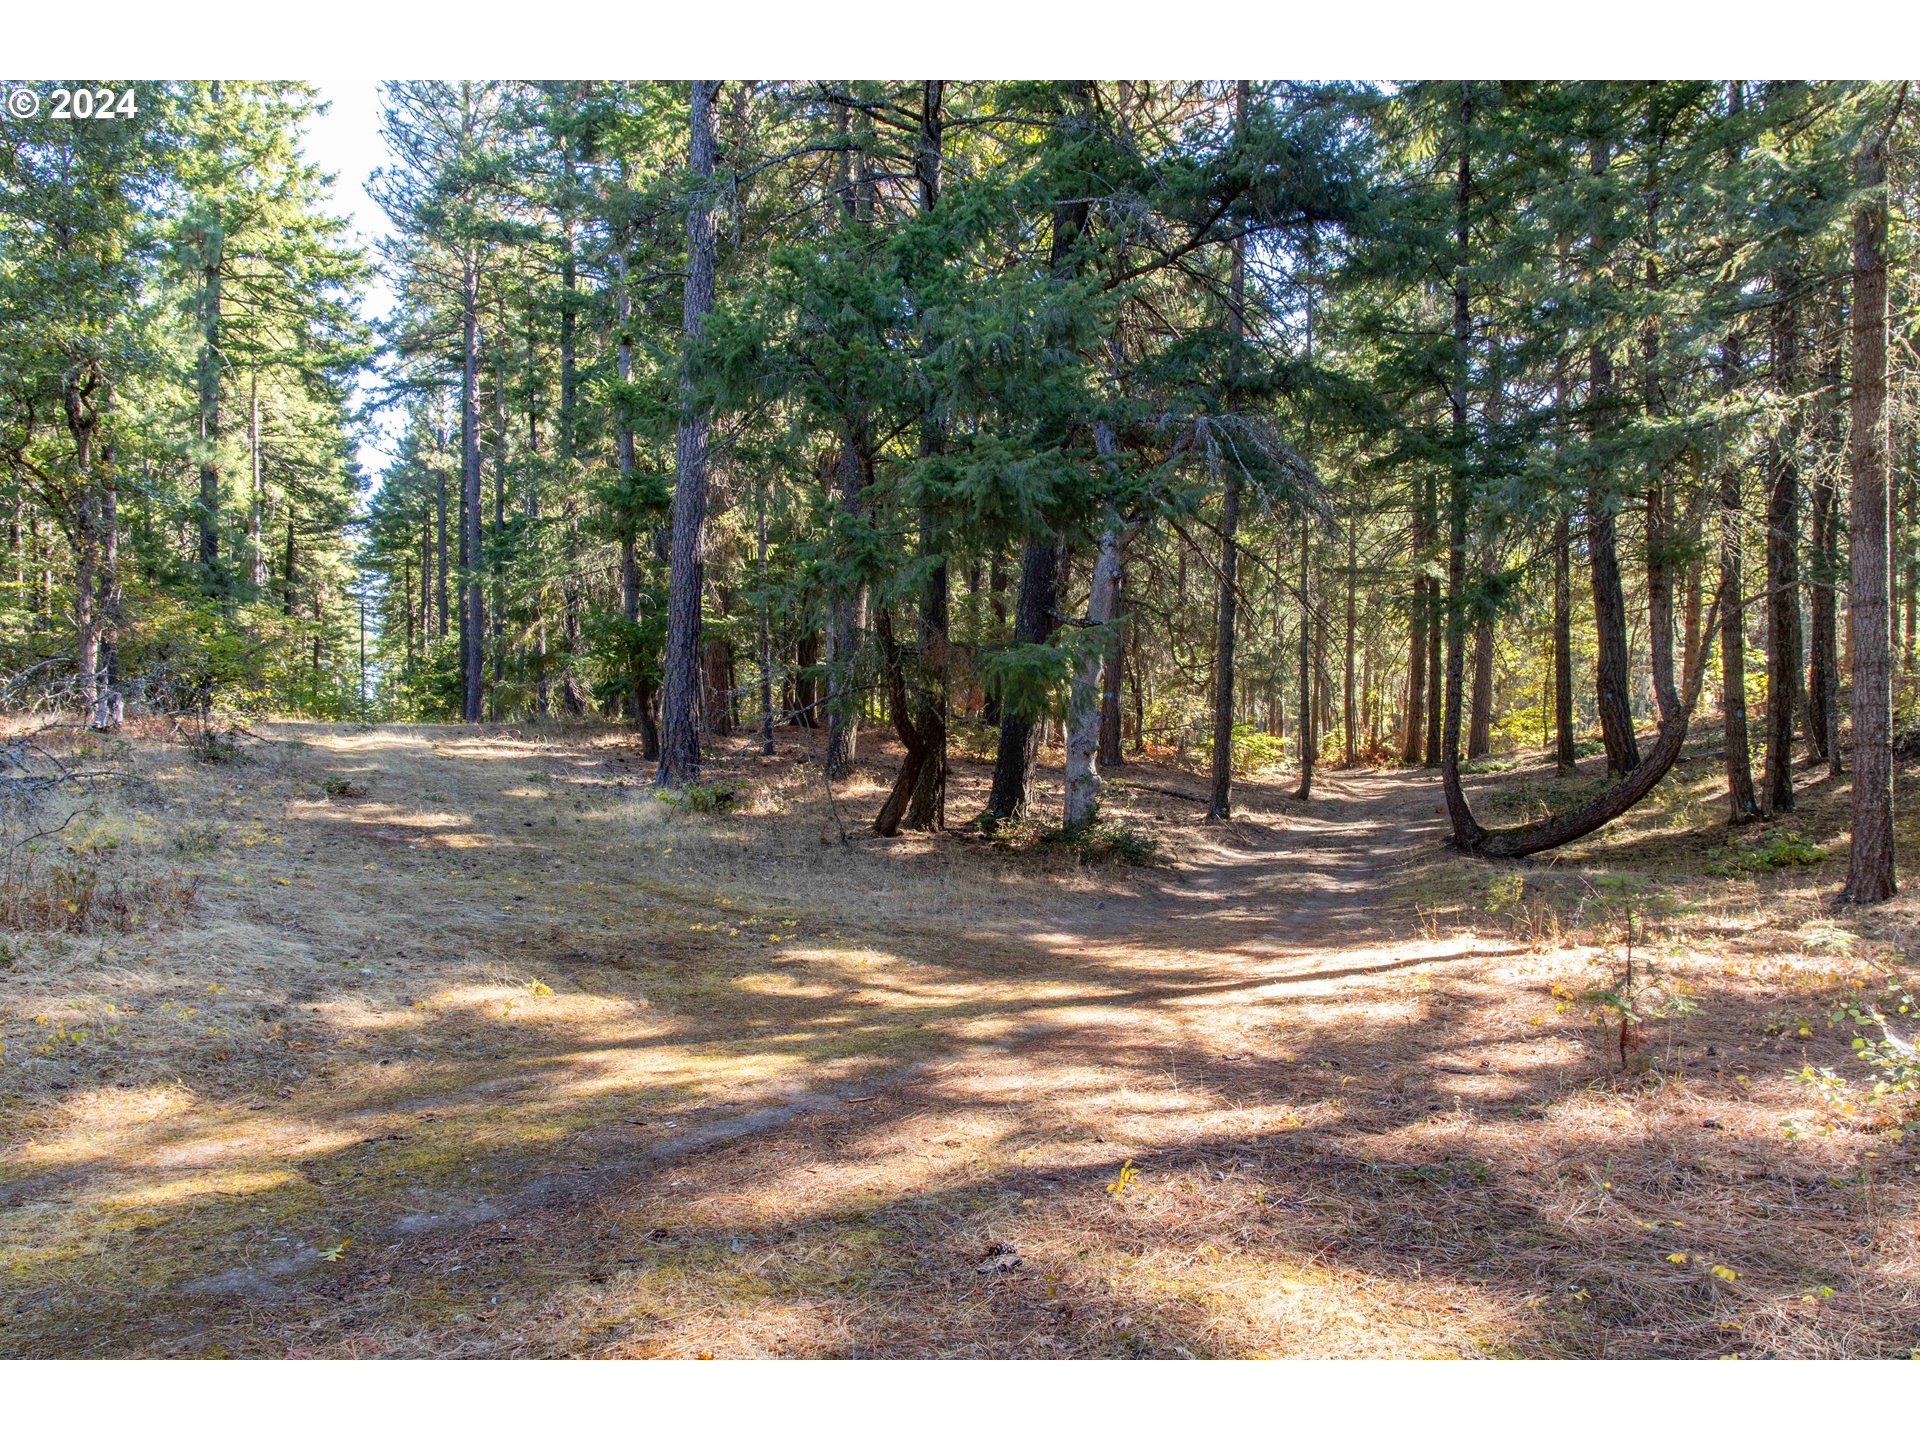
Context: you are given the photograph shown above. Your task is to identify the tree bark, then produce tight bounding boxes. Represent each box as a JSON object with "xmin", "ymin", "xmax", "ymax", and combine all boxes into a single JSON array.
[
  {"xmin": 1716, "ymin": 331, "xmax": 1760, "ymax": 823},
  {"xmin": 246, "ymin": 373, "xmax": 265, "ymax": 591},
  {"xmin": 1844, "ymin": 113, "xmax": 1898, "ymax": 904},
  {"xmin": 1344, "ymin": 509, "xmax": 1358, "ymax": 767},
  {"xmin": 1553, "ymin": 508, "xmax": 1576, "ymax": 771},
  {"xmin": 1208, "ymin": 80, "xmax": 1251, "ymax": 821},
  {"xmin": 1468, "ymin": 612, "xmax": 1493, "ymax": 759},
  {"xmin": 1066, "ymin": 472, "xmax": 1125, "ymax": 827},
  {"xmin": 1098, "ymin": 566, "xmax": 1126, "ymax": 767},
  {"xmin": 1294, "ymin": 510, "xmax": 1314, "ymax": 800},
  {"xmin": 985, "ymin": 535, "xmax": 1061, "ymax": 822},
  {"xmin": 1762, "ymin": 275, "xmax": 1802, "ymax": 815},
  {"xmin": 1588, "ymin": 136, "xmax": 1641, "ymax": 777},
  {"xmin": 459, "ymin": 260, "xmax": 484, "ymax": 723},
  {"xmin": 657, "ymin": 80, "xmax": 720, "ymax": 785}
]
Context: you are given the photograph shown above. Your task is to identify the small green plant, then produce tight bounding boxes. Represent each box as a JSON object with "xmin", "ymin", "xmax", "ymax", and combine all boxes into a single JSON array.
[
  {"xmin": 1037, "ymin": 808, "xmax": 1163, "ymax": 866},
  {"xmin": 655, "ymin": 781, "xmax": 739, "ymax": 814},
  {"xmin": 1704, "ymin": 830, "xmax": 1829, "ymax": 877},
  {"xmin": 1579, "ymin": 877, "xmax": 1699, "ymax": 1069},
  {"xmin": 1828, "ymin": 957, "xmax": 1919, "ymax": 1124},
  {"xmin": 322, "ymin": 775, "xmax": 368, "ymax": 799}
]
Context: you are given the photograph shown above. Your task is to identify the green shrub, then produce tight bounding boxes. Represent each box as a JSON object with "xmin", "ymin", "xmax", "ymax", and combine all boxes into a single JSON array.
[
  {"xmin": 655, "ymin": 781, "xmax": 739, "ymax": 814},
  {"xmin": 1034, "ymin": 808, "xmax": 1163, "ymax": 866},
  {"xmin": 1704, "ymin": 830, "xmax": 1829, "ymax": 877}
]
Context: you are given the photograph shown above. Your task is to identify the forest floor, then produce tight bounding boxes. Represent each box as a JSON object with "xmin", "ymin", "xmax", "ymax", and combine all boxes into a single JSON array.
[{"xmin": 1, "ymin": 715, "xmax": 1917, "ymax": 1358}]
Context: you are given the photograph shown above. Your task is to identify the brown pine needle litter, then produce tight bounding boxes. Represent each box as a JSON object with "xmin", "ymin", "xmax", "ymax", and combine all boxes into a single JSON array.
[{"xmin": 1, "ymin": 719, "xmax": 1915, "ymax": 1357}]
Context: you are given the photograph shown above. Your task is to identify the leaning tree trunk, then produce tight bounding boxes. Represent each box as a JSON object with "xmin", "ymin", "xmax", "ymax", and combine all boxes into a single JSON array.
[
  {"xmin": 657, "ymin": 80, "xmax": 720, "ymax": 785},
  {"xmin": 1844, "ymin": 116, "xmax": 1897, "ymax": 904}
]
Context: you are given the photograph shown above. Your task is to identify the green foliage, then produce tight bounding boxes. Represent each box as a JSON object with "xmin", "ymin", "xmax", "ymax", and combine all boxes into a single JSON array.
[
  {"xmin": 654, "ymin": 781, "xmax": 739, "ymax": 815},
  {"xmin": 1202, "ymin": 723, "xmax": 1287, "ymax": 776},
  {"xmin": 1703, "ymin": 831, "xmax": 1830, "ymax": 877},
  {"xmin": 1034, "ymin": 807, "xmax": 1163, "ymax": 866}
]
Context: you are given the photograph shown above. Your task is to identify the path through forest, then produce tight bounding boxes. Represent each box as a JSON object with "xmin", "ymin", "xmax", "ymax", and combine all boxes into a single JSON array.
[{"xmin": 4, "ymin": 725, "xmax": 1912, "ymax": 1359}]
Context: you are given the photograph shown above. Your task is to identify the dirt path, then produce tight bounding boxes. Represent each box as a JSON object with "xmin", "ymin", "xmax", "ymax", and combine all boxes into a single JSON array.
[{"xmin": 5, "ymin": 725, "xmax": 1912, "ymax": 1359}]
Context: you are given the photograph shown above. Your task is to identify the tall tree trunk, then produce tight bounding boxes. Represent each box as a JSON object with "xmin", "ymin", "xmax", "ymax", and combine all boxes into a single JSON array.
[
  {"xmin": 1762, "ymin": 274, "xmax": 1802, "ymax": 815},
  {"xmin": 985, "ymin": 535, "xmax": 1061, "ymax": 822},
  {"xmin": 64, "ymin": 382, "xmax": 101, "ymax": 714},
  {"xmin": 1208, "ymin": 464, "xmax": 1242, "ymax": 818},
  {"xmin": 1809, "ymin": 280, "xmax": 1845, "ymax": 774},
  {"xmin": 757, "ymin": 477, "xmax": 775, "ymax": 755},
  {"xmin": 1440, "ymin": 85, "xmax": 1478, "ymax": 845},
  {"xmin": 1553, "ymin": 509, "xmax": 1576, "ymax": 771},
  {"xmin": 557, "ymin": 142, "xmax": 587, "ymax": 718},
  {"xmin": 985, "ymin": 85, "xmax": 1090, "ymax": 820},
  {"xmin": 1588, "ymin": 136, "xmax": 1641, "ymax": 777},
  {"xmin": 1809, "ymin": 464, "xmax": 1840, "ymax": 772},
  {"xmin": 1098, "ymin": 566, "xmax": 1126, "ymax": 767},
  {"xmin": 459, "ymin": 260, "xmax": 484, "ymax": 724},
  {"xmin": 1294, "ymin": 510, "xmax": 1314, "ymax": 800},
  {"xmin": 1844, "ymin": 113, "xmax": 1898, "ymax": 904},
  {"xmin": 434, "ymin": 453, "xmax": 450, "ymax": 638},
  {"xmin": 1403, "ymin": 573, "xmax": 1427, "ymax": 762},
  {"xmin": 1717, "ymin": 331, "xmax": 1760, "ymax": 822},
  {"xmin": 246, "ymin": 373, "xmax": 265, "ymax": 591},
  {"xmin": 1066, "ymin": 458, "xmax": 1125, "ymax": 826},
  {"xmin": 1343, "ymin": 508, "xmax": 1358, "ymax": 767},
  {"xmin": 195, "ymin": 98, "xmax": 223, "ymax": 593},
  {"xmin": 98, "ymin": 440, "xmax": 120, "ymax": 710},
  {"xmin": 825, "ymin": 431, "xmax": 868, "ymax": 778},
  {"xmin": 1681, "ymin": 556, "xmax": 1705, "ymax": 688},
  {"xmin": 657, "ymin": 80, "xmax": 720, "ymax": 784},
  {"xmin": 615, "ymin": 240, "xmax": 647, "ymax": 729},
  {"xmin": 903, "ymin": 79, "xmax": 949, "ymax": 832},
  {"xmin": 1468, "ymin": 612, "xmax": 1493, "ymax": 759},
  {"xmin": 489, "ymin": 339, "xmax": 508, "ymax": 716},
  {"xmin": 1422, "ymin": 468, "xmax": 1442, "ymax": 766},
  {"xmin": 1208, "ymin": 80, "xmax": 1251, "ymax": 821}
]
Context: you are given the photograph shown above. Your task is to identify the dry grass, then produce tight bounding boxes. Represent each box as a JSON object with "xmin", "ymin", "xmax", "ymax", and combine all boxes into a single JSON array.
[{"xmin": 0, "ymin": 718, "xmax": 1915, "ymax": 1358}]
